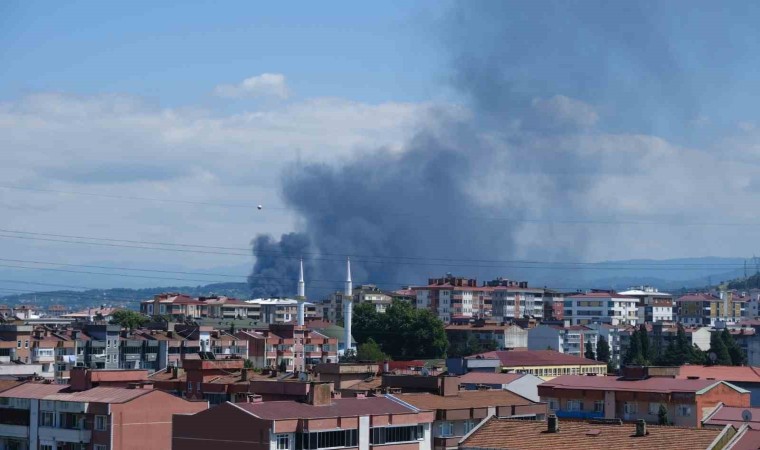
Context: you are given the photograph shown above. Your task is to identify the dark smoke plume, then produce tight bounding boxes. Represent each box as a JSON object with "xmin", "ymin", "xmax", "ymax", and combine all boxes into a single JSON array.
[{"xmin": 249, "ymin": 1, "xmax": 718, "ymax": 298}]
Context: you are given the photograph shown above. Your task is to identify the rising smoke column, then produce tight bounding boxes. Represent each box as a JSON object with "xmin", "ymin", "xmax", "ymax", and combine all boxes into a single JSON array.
[{"xmin": 248, "ymin": 1, "xmax": 699, "ymax": 297}]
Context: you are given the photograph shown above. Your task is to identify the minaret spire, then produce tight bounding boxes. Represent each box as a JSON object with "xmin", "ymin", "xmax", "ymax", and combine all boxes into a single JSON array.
[
  {"xmin": 344, "ymin": 257, "xmax": 353, "ymax": 296},
  {"xmin": 297, "ymin": 258, "xmax": 305, "ymax": 298}
]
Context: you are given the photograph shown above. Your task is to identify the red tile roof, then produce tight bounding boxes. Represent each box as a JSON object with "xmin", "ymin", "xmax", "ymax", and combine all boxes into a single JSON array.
[
  {"xmin": 235, "ymin": 396, "xmax": 418, "ymax": 420},
  {"xmin": 458, "ymin": 372, "xmax": 526, "ymax": 385},
  {"xmin": 467, "ymin": 350, "xmax": 603, "ymax": 367},
  {"xmin": 0, "ymin": 382, "xmax": 156, "ymax": 403},
  {"xmin": 541, "ymin": 374, "xmax": 736, "ymax": 394},
  {"xmin": 566, "ymin": 292, "xmax": 635, "ymax": 299},
  {"xmin": 677, "ymin": 293, "xmax": 721, "ymax": 302},
  {"xmin": 397, "ymin": 390, "xmax": 533, "ymax": 410},
  {"xmin": 726, "ymin": 428, "xmax": 760, "ymax": 450},
  {"xmin": 703, "ymin": 405, "xmax": 760, "ymax": 429},
  {"xmin": 678, "ymin": 365, "xmax": 760, "ymax": 384},
  {"xmin": 460, "ymin": 417, "xmax": 726, "ymax": 450}
]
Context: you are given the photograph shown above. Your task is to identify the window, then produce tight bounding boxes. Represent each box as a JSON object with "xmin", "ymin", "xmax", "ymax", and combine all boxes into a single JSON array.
[
  {"xmin": 17, "ymin": 340, "xmax": 21, "ymax": 348},
  {"xmin": 438, "ymin": 421, "xmax": 453, "ymax": 437},
  {"xmin": 463, "ymin": 420, "xmax": 477, "ymax": 434},
  {"xmin": 276, "ymin": 434, "xmax": 290, "ymax": 450},
  {"xmin": 95, "ymin": 415, "xmax": 108, "ymax": 431},
  {"xmin": 677, "ymin": 405, "xmax": 692, "ymax": 417},
  {"xmin": 648, "ymin": 403, "xmax": 661, "ymax": 415},
  {"xmin": 567, "ymin": 400, "xmax": 583, "ymax": 411},
  {"xmin": 197, "ymin": 382, "xmax": 201, "ymax": 393},
  {"xmin": 593, "ymin": 400, "xmax": 605, "ymax": 413},
  {"xmin": 95, "ymin": 445, "xmax": 108, "ymax": 450},
  {"xmin": 624, "ymin": 402, "xmax": 638, "ymax": 414},
  {"xmin": 40, "ymin": 411, "xmax": 55, "ymax": 427},
  {"xmin": 371, "ymin": 426, "xmax": 423, "ymax": 445},
  {"xmin": 296, "ymin": 429, "xmax": 358, "ymax": 449},
  {"xmin": 187, "ymin": 381, "xmax": 193, "ymax": 393},
  {"xmin": 40, "ymin": 445, "xmax": 54, "ymax": 450},
  {"xmin": 25, "ymin": 340, "xmax": 29, "ymax": 348}
]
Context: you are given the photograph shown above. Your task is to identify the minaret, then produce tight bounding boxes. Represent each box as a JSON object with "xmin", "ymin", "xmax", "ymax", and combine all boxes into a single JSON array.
[
  {"xmin": 343, "ymin": 257, "xmax": 353, "ymax": 353},
  {"xmin": 296, "ymin": 258, "xmax": 306, "ymax": 326}
]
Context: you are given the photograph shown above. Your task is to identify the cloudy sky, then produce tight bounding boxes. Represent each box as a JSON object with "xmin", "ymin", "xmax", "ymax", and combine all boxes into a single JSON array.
[{"xmin": 3, "ymin": 1, "xmax": 760, "ymax": 294}]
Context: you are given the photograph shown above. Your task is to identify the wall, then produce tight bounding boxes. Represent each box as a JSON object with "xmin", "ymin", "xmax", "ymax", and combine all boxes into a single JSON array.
[
  {"xmin": 173, "ymin": 402, "xmax": 270, "ymax": 450},
  {"xmin": 110, "ymin": 389, "xmax": 207, "ymax": 450}
]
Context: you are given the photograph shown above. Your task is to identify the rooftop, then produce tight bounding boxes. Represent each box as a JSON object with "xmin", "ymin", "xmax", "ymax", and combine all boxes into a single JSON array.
[
  {"xmin": 677, "ymin": 293, "xmax": 722, "ymax": 302},
  {"xmin": 566, "ymin": 292, "xmax": 636, "ymax": 299},
  {"xmin": 397, "ymin": 389, "xmax": 533, "ymax": 410},
  {"xmin": 703, "ymin": 404, "xmax": 760, "ymax": 429},
  {"xmin": 0, "ymin": 382, "xmax": 155, "ymax": 403},
  {"xmin": 467, "ymin": 350, "xmax": 603, "ymax": 367},
  {"xmin": 234, "ymin": 396, "xmax": 418, "ymax": 420},
  {"xmin": 458, "ymin": 372, "xmax": 526, "ymax": 385},
  {"xmin": 540, "ymin": 375, "xmax": 747, "ymax": 394},
  {"xmin": 460, "ymin": 417, "xmax": 727, "ymax": 450},
  {"xmin": 678, "ymin": 365, "xmax": 760, "ymax": 384}
]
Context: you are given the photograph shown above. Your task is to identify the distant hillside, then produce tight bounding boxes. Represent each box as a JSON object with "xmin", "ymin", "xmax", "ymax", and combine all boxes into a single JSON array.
[{"xmin": 0, "ymin": 282, "xmax": 251, "ymax": 310}]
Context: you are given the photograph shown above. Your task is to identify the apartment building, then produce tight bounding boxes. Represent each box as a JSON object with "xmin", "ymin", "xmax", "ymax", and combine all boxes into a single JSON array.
[
  {"xmin": 445, "ymin": 321, "xmax": 528, "ymax": 350},
  {"xmin": 322, "ymin": 285, "xmax": 393, "ymax": 323},
  {"xmin": 541, "ymin": 290, "xmax": 565, "ymax": 321},
  {"xmin": 563, "ymin": 292, "xmax": 638, "ymax": 326},
  {"xmin": 460, "ymin": 416, "xmax": 738, "ymax": 450},
  {"xmin": 527, "ymin": 324, "xmax": 598, "ymax": 358},
  {"xmin": 415, "ymin": 275, "xmax": 491, "ymax": 323},
  {"xmin": 538, "ymin": 374, "xmax": 750, "ymax": 427},
  {"xmin": 246, "ymin": 298, "xmax": 319, "ymax": 324},
  {"xmin": 676, "ymin": 292, "xmax": 747, "ymax": 326},
  {"xmin": 450, "ymin": 350, "xmax": 606, "ymax": 379},
  {"xmin": 235, "ymin": 323, "xmax": 338, "ymax": 371},
  {"xmin": 588, "ymin": 323, "xmax": 624, "ymax": 369},
  {"xmin": 172, "ymin": 384, "xmax": 435, "ymax": 450},
  {"xmin": 618, "ymin": 286, "xmax": 674, "ymax": 323},
  {"xmin": 0, "ymin": 369, "xmax": 207, "ymax": 450},
  {"xmin": 488, "ymin": 280, "xmax": 544, "ymax": 321},
  {"xmin": 397, "ymin": 383, "xmax": 546, "ymax": 450}
]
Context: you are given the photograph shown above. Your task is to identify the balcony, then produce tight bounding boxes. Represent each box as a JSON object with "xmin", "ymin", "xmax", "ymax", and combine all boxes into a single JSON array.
[
  {"xmin": 0, "ymin": 424, "xmax": 28, "ymax": 439},
  {"xmin": 555, "ymin": 410, "xmax": 604, "ymax": 420},
  {"xmin": 39, "ymin": 426, "xmax": 92, "ymax": 443},
  {"xmin": 433, "ymin": 436, "xmax": 462, "ymax": 450},
  {"xmin": 32, "ymin": 349, "xmax": 55, "ymax": 363}
]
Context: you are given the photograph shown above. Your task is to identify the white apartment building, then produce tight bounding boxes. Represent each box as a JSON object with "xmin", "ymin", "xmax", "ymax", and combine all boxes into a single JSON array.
[
  {"xmin": 563, "ymin": 292, "xmax": 638, "ymax": 326},
  {"xmin": 618, "ymin": 286, "xmax": 673, "ymax": 323},
  {"xmin": 527, "ymin": 324, "xmax": 598, "ymax": 358}
]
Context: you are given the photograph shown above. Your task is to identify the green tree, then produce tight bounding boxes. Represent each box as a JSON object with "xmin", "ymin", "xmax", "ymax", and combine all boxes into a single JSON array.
[
  {"xmin": 352, "ymin": 300, "xmax": 448, "ymax": 359},
  {"xmin": 243, "ymin": 358, "xmax": 254, "ymax": 369},
  {"xmin": 638, "ymin": 324, "xmax": 651, "ymax": 362},
  {"xmin": 584, "ymin": 341, "xmax": 595, "ymax": 360},
  {"xmin": 596, "ymin": 336, "xmax": 611, "ymax": 364},
  {"xmin": 721, "ymin": 329, "xmax": 745, "ymax": 366},
  {"xmin": 109, "ymin": 310, "xmax": 148, "ymax": 330},
  {"xmin": 707, "ymin": 330, "xmax": 732, "ymax": 365},
  {"xmin": 357, "ymin": 338, "xmax": 389, "ymax": 362},
  {"xmin": 624, "ymin": 328, "xmax": 643, "ymax": 365},
  {"xmin": 657, "ymin": 404, "xmax": 669, "ymax": 425}
]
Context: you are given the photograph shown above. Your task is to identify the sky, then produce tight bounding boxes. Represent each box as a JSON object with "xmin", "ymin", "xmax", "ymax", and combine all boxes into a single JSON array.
[{"xmin": 4, "ymin": 1, "xmax": 760, "ymax": 295}]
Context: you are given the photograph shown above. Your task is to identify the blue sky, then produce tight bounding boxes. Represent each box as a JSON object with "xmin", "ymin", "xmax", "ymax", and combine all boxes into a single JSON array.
[
  {"xmin": 5, "ymin": 1, "xmax": 760, "ymax": 294},
  {"xmin": 0, "ymin": 1, "xmax": 443, "ymax": 105}
]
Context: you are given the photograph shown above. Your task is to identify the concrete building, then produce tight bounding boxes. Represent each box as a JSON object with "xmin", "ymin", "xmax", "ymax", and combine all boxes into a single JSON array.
[
  {"xmin": 322, "ymin": 285, "xmax": 393, "ymax": 324},
  {"xmin": 445, "ymin": 321, "xmax": 527, "ymax": 351},
  {"xmin": 563, "ymin": 292, "xmax": 638, "ymax": 326},
  {"xmin": 235, "ymin": 323, "xmax": 338, "ymax": 371},
  {"xmin": 448, "ymin": 350, "xmax": 606, "ymax": 379},
  {"xmin": 172, "ymin": 385, "xmax": 435, "ymax": 450},
  {"xmin": 397, "ymin": 386, "xmax": 546, "ymax": 450},
  {"xmin": 527, "ymin": 325, "xmax": 598, "ymax": 358},
  {"xmin": 587, "ymin": 323, "xmax": 624, "ymax": 369},
  {"xmin": 538, "ymin": 374, "xmax": 750, "ymax": 427},
  {"xmin": 457, "ymin": 372, "xmax": 543, "ymax": 402},
  {"xmin": 414, "ymin": 275, "xmax": 491, "ymax": 323},
  {"xmin": 618, "ymin": 286, "xmax": 674, "ymax": 323},
  {"xmin": 488, "ymin": 280, "xmax": 544, "ymax": 321},
  {"xmin": 0, "ymin": 369, "xmax": 207, "ymax": 450},
  {"xmin": 677, "ymin": 365, "xmax": 760, "ymax": 407},
  {"xmin": 246, "ymin": 298, "xmax": 319, "ymax": 325},
  {"xmin": 676, "ymin": 292, "xmax": 747, "ymax": 326}
]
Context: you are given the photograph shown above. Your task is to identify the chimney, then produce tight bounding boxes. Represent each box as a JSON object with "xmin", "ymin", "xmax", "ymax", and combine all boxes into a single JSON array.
[
  {"xmin": 634, "ymin": 419, "xmax": 648, "ymax": 437},
  {"xmin": 241, "ymin": 369, "xmax": 248, "ymax": 382},
  {"xmin": 307, "ymin": 382, "xmax": 333, "ymax": 406},
  {"xmin": 383, "ymin": 360, "xmax": 390, "ymax": 373},
  {"xmin": 547, "ymin": 414, "xmax": 559, "ymax": 433},
  {"xmin": 439, "ymin": 376, "xmax": 460, "ymax": 397}
]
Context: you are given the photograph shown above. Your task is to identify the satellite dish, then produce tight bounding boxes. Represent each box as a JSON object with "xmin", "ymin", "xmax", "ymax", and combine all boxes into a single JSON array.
[
  {"xmin": 742, "ymin": 409, "xmax": 753, "ymax": 422},
  {"xmin": 257, "ymin": 205, "xmax": 263, "ymax": 210},
  {"xmin": 708, "ymin": 352, "xmax": 717, "ymax": 363},
  {"xmin": 421, "ymin": 367, "xmax": 430, "ymax": 376}
]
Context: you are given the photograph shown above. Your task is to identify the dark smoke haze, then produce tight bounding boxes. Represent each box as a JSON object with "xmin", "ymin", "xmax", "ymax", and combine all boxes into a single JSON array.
[{"xmin": 249, "ymin": 1, "xmax": 755, "ymax": 298}]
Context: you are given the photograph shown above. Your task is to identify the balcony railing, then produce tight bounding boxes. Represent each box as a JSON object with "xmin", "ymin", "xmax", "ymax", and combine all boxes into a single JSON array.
[
  {"xmin": 39, "ymin": 426, "xmax": 92, "ymax": 443},
  {"xmin": 554, "ymin": 410, "xmax": 604, "ymax": 420}
]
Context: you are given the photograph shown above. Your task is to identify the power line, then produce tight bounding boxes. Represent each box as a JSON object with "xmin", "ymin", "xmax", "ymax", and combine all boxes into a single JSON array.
[{"xmin": 0, "ymin": 229, "xmax": 754, "ymax": 269}]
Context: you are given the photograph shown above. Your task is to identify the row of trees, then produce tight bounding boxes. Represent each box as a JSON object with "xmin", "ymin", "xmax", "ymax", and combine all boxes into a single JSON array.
[
  {"xmin": 352, "ymin": 301, "xmax": 448, "ymax": 360},
  {"xmin": 623, "ymin": 324, "xmax": 745, "ymax": 367},
  {"xmin": 585, "ymin": 335, "xmax": 613, "ymax": 373}
]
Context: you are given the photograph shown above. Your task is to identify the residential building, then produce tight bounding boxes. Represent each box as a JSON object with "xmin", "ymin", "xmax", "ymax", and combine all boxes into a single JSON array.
[
  {"xmin": 314, "ymin": 363, "xmax": 380, "ymax": 392},
  {"xmin": 398, "ymin": 387, "xmax": 546, "ymax": 450},
  {"xmin": 0, "ymin": 369, "xmax": 207, "ymax": 450},
  {"xmin": 677, "ymin": 365, "xmax": 760, "ymax": 407},
  {"xmin": 458, "ymin": 372, "xmax": 543, "ymax": 402},
  {"xmin": 527, "ymin": 325, "xmax": 598, "ymax": 358},
  {"xmin": 414, "ymin": 275, "xmax": 491, "ymax": 323},
  {"xmin": 246, "ymin": 298, "xmax": 319, "ymax": 324},
  {"xmin": 618, "ymin": 286, "xmax": 674, "ymax": 323},
  {"xmin": 235, "ymin": 323, "xmax": 338, "ymax": 371},
  {"xmin": 487, "ymin": 279, "xmax": 544, "ymax": 321},
  {"xmin": 449, "ymin": 350, "xmax": 606, "ymax": 379},
  {"xmin": 588, "ymin": 323, "xmax": 624, "ymax": 369},
  {"xmin": 459, "ymin": 416, "xmax": 739, "ymax": 450},
  {"xmin": 62, "ymin": 307, "xmax": 123, "ymax": 323},
  {"xmin": 563, "ymin": 292, "xmax": 638, "ymax": 326},
  {"xmin": 703, "ymin": 404, "xmax": 760, "ymax": 429},
  {"xmin": 538, "ymin": 374, "xmax": 750, "ymax": 427},
  {"xmin": 322, "ymin": 285, "xmax": 393, "ymax": 323},
  {"xmin": 140, "ymin": 293, "xmax": 205, "ymax": 319},
  {"xmin": 541, "ymin": 290, "xmax": 565, "ymax": 321},
  {"xmin": 676, "ymin": 292, "xmax": 747, "ymax": 326},
  {"xmin": 172, "ymin": 385, "xmax": 436, "ymax": 450},
  {"xmin": 445, "ymin": 321, "xmax": 527, "ymax": 351}
]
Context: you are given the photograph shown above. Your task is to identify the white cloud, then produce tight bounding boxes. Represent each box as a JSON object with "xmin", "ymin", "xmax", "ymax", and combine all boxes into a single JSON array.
[
  {"xmin": 214, "ymin": 73, "xmax": 290, "ymax": 99},
  {"xmin": 531, "ymin": 95, "xmax": 599, "ymax": 128}
]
